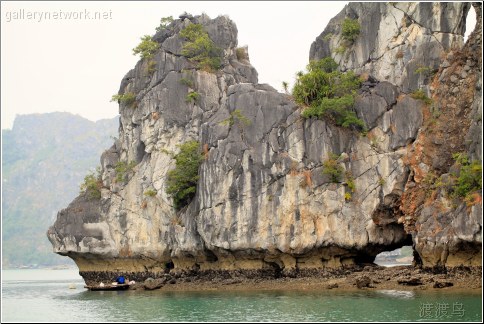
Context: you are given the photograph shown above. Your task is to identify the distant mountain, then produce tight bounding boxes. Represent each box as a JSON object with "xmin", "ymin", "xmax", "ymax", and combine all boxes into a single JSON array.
[{"xmin": 2, "ymin": 112, "xmax": 118, "ymax": 268}]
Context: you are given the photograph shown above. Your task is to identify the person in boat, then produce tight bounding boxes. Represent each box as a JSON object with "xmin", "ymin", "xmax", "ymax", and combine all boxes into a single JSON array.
[{"xmin": 115, "ymin": 276, "xmax": 126, "ymax": 285}]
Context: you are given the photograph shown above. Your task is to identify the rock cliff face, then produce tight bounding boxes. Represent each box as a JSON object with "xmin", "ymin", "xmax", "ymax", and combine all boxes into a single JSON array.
[
  {"xmin": 48, "ymin": 3, "xmax": 481, "ymax": 280},
  {"xmin": 400, "ymin": 3, "xmax": 482, "ymax": 267}
]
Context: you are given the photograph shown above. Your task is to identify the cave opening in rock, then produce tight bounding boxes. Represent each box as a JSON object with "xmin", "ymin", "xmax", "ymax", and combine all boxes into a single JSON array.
[
  {"xmin": 165, "ymin": 260, "xmax": 175, "ymax": 271},
  {"xmin": 374, "ymin": 246, "xmax": 414, "ymax": 266}
]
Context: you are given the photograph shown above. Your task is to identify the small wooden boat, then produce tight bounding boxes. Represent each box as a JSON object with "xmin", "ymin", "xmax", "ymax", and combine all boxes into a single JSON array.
[{"xmin": 84, "ymin": 283, "xmax": 130, "ymax": 291}]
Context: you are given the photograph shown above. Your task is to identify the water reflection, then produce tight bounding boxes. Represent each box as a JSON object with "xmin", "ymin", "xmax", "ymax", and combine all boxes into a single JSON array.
[{"xmin": 376, "ymin": 290, "xmax": 416, "ymax": 299}]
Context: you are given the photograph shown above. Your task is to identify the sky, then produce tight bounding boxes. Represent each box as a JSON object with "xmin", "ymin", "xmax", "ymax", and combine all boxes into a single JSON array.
[{"xmin": 1, "ymin": 1, "xmax": 477, "ymax": 130}]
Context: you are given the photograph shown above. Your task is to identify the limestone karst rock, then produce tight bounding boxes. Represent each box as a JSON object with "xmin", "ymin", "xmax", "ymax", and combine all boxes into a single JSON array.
[{"xmin": 48, "ymin": 3, "xmax": 481, "ymax": 281}]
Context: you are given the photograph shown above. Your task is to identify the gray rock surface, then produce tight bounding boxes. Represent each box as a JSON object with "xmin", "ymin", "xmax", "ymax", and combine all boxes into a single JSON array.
[
  {"xmin": 354, "ymin": 93, "xmax": 387, "ymax": 130},
  {"xmin": 389, "ymin": 96, "xmax": 423, "ymax": 149},
  {"xmin": 310, "ymin": 2, "xmax": 470, "ymax": 93},
  {"xmin": 143, "ymin": 277, "xmax": 165, "ymax": 290}
]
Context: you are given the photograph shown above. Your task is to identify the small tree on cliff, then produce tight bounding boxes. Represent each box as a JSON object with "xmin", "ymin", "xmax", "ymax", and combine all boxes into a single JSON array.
[
  {"xmin": 166, "ymin": 141, "xmax": 203, "ymax": 210},
  {"xmin": 293, "ymin": 57, "xmax": 365, "ymax": 132},
  {"xmin": 80, "ymin": 167, "xmax": 103, "ymax": 199},
  {"xmin": 133, "ymin": 35, "xmax": 159, "ymax": 59},
  {"xmin": 341, "ymin": 18, "xmax": 360, "ymax": 42},
  {"xmin": 282, "ymin": 81, "xmax": 289, "ymax": 94},
  {"xmin": 180, "ymin": 23, "xmax": 222, "ymax": 72}
]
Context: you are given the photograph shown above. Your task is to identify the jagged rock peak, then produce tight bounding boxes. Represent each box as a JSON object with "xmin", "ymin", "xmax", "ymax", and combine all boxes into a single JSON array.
[{"xmin": 152, "ymin": 13, "xmax": 239, "ymax": 58}]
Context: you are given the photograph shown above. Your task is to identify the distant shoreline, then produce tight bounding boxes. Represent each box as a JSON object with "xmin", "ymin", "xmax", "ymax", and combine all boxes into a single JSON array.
[{"xmin": 2, "ymin": 265, "xmax": 78, "ymax": 271}]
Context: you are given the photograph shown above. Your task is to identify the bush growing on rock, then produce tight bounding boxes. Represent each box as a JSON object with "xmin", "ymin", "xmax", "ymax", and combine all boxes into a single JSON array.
[
  {"xmin": 166, "ymin": 141, "xmax": 203, "ymax": 210},
  {"xmin": 322, "ymin": 154, "xmax": 344, "ymax": 183},
  {"xmin": 144, "ymin": 189, "xmax": 157, "ymax": 197},
  {"xmin": 111, "ymin": 92, "xmax": 136, "ymax": 107},
  {"xmin": 219, "ymin": 109, "xmax": 251, "ymax": 127},
  {"xmin": 155, "ymin": 16, "xmax": 174, "ymax": 33},
  {"xmin": 282, "ymin": 81, "xmax": 289, "ymax": 94},
  {"xmin": 185, "ymin": 91, "xmax": 200, "ymax": 103},
  {"xmin": 180, "ymin": 23, "xmax": 222, "ymax": 72},
  {"xmin": 335, "ymin": 46, "xmax": 347, "ymax": 55},
  {"xmin": 344, "ymin": 192, "xmax": 352, "ymax": 201},
  {"xmin": 341, "ymin": 18, "xmax": 360, "ymax": 42},
  {"xmin": 80, "ymin": 167, "xmax": 102, "ymax": 199},
  {"xmin": 414, "ymin": 66, "xmax": 432, "ymax": 76},
  {"xmin": 145, "ymin": 60, "xmax": 157, "ymax": 76},
  {"xmin": 179, "ymin": 77, "xmax": 194, "ymax": 88},
  {"xmin": 346, "ymin": 171, "xmax": 356, "ymax": 192},
  {"xmin": 236, "ymin": 47, "xmax": 248, "ymax": 61},
  {"xmin": 293, "ymin": 58, "xmax": 365, "ymax": 132},
  {"xmin": 132, "ymin": 35, "xmax": 159, "ymax": 59},
  {"xmin": 115, "ymin": 160, "xmax": 137, "ymax": 183},
  {"xmin": 451, "ymin": 153, "xmax": 482, "ymax": 200},
  {"xmin": 410, "ymin": 89, "xmax": 432, "ymax": 105}
]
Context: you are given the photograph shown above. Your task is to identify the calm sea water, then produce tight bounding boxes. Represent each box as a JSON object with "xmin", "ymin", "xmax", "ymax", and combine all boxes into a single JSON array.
[{"xmin": 1, "ymin": 269, "xmax": 482, "ymax": 322}]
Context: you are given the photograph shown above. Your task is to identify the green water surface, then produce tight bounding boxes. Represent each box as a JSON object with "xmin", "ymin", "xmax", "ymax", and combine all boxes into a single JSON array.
[{"xmin": 1, "ymin": 269, "xmax": 481, "ymax": 322}]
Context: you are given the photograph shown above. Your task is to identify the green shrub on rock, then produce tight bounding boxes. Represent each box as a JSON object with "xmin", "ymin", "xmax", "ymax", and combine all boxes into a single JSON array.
[
  {"xmin": 186, "ymin": 91, "xmax": 200, "ymax": 103},
  {"xmin": 80, "ymin": 167, "xmax": 102, "ymax": 199},
  {"xmin": 144, "ymin": 189, "xmax": 157, "ymax": 197},
  {"xmin": 166, "ymin": 141, "xmax": 203, "ymax": 210},
  {"xmin": 155, "ymin": 16, "xmax": 174, "ymax": 33},
  {"xmin": 293, "ymin": 57, "xmax": 365, "ymax": 132},
  {"xmin": 132, "ymin": 35, "xmax": 159, "ymax": 59},
  {"xmin": 219, "ymin": 109, "xmax": 251, "ymax": 127},
  {"xmin": 111, "ymin": 92, "xmax": 136, "ymax": 108},
  {"xmin": 180, "ymin": 23, "xmax": 222, "ymax": 72},
  {"xmin": 179, "ymin": 77, "xmax": 194, "ymax": 88},
  {"xmin": 145, "ymin": 60, "xmax": 157, "ymax": 76},
  {"xmin": 410, "ymin": 89, "xmax": 432, "ymax": 105},
  {"xmin": 322, "ymin": 154, "xmax": 344, "ymax": 183},
  {"xmin": 236, "ymin": 47, "xmax": 248, "ymax": 61},
  {"xmin": 341, "ymin": 18, "xmax": 360, "ymax": 42},
  {"xmin": 451, "ymin": 153, "xmax": 482, "ymax": 199},
  {"xmin": 115, "ymin": 161, "xmax": 137, "ymax": 183}
]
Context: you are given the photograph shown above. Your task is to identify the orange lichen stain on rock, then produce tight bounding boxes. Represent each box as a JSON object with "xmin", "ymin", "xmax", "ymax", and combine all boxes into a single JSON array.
[
  {"xmin": 404, "ymin": 142, "xmax": 426, "ymax": 183},
  {"xmin": 119, "ymin": 245, "xmax": 132, "ymax": 257},
  {"xmin": 302, "ymin": 170, "xmax": 312, "ymax": 188},
  {"xmin": 400, "ymin": 28, "xmax": 482, "ymax": 238},
  {"xmin": 424, "ymin": 190, "xmax": 438, "ymax": 207},
  {"xmin": 359, "ymin": 72, "xmax": 369, "ymax": 81},
  {"xmin": 390, "ymin": 123, "xmax": 397, "ymax": 134},
  {"xmin": 289, "ymin": 160, "xmax": 299, "ymax": 176},
  {"xmin": 465, "ymin": 192, "xmax": 482, "ymax": 207},
  {"xmin": 203, "ymin": 143, "xmax": 209, "ymax": 160}
]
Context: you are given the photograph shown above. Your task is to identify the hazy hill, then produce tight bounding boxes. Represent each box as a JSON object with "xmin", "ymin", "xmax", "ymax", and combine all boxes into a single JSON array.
[{"xmin": 2, "ymin": 112, "xmax": 118, "ymax": 268}]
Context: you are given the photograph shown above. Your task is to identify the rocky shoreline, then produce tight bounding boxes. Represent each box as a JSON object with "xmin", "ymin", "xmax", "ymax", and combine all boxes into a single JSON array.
[{"xmin": 81, "ymin": 265, "xmax": 482, "ymax": 292}]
